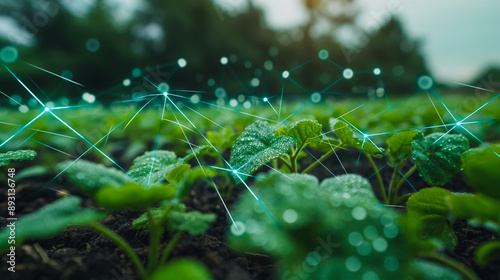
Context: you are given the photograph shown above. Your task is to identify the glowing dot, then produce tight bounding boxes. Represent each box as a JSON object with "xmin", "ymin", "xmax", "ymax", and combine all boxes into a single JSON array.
[
  {"xmin": 163, "ymin": 92, "xmax": 169, "ymax": 97},
  {"xmin": 207, "ymin": 79, "xmax": 216, "ymax": 87},
  {"xmin": 220, "ymin": 56, "xmax": 228, "ymax": 65},
  {"xmin": 363, "ymin": 271, "xmax": 379, "ymax": 280},
  {"xmin": 122, "ymin": 79, "xmax": 131, "ymax": 87},
  {"xmin": 230, "ymin": 221, "xmax": 246, "ymax": 236},
  {"xmin": 215, "ymin": 87, "xmax": 226, "ymax": 98},
  {"xmin": 364, "ymin": 134, "xmax": 368, "ymax": 138},
  {"xmin": 282, "ymin": 71, "xmax": 290, "ymax": 79},
  {"xmin": 264, "ymin": 60, "xmax": 273, "ymax": 71},
  {"xmin": 250, "ymin": 78, "xmax": 260, "ymax": 87},
  {"xmin": 283, "ymin": 209, "xmax": 298, "ymax": 223},
  {"xmin": 229, "ymin": 99, "xmax": 238, "ymax": 107},
  {"xmin": 61, "ymin": 70, "xmax": 73, "ymax": 79},
  {"xmin": 132, "ymin": 68, "xmax": 141, "ymax": 78},
  {"xmin": 456, "ymin": 122, "xmax": 461, "ymax": 126},
  {"xmin": 372, "ymin": 237, "xmax": 388, "ymax": 252},
  {"xmin": 190, "ymin": 94, "xmax": 200, "ymax": 104},
  {"xmin": 44, "ymin": 107, "xmax": 50, "ymax": 112},
  {"xmin": 311, "ymin": 92, "xmax": 321, "ymax": 103},
  {"xmin": 0, "ymin": 46, "xmax": 19, "ymax": 63},
  {"xmin": 417, "ymin": 75, "xmax": 434, "ymax": 90},
  {"xmin": 19, "ymin": 105, "xmax": 29, "ymax": 113},
  {"xmin": 345, "ymin": 256, "xmax": 361, "ymax": 272},
  {"xmin": 318, "ymin": 49, "xmax": 329, "ymax": 60},
  {"xmin": 238, "ymin": 95, "xmax": 245, "ymax": 102},
  {"xmin": 82, "ymin": 92, "xmax": 96, "ymax": 104},
  {"xmin": 232, "ymin": 170, "xmax": 237, "ymax": 174},
  {"xmin": 352, "ymin": 206, "xmax": 367, "ymax": 220},
  {"xmin": 177, "ymin": 58, "xmax": 187, "ymax": 68},
  {"xmin": 364, "ymin": 226, "xmax": 379, "ymax": 240},
  {"xmin": 85, "ymin": 38, "xmax": 100, "ymax": 53},
  {"xmin": 46, "ymin": 102, "xmax": 55, "ymax": 108},
  {"xmin": 243, "ymin": 101, "xmax": 251, "ymax": 109},
  {"xmin": 384, "ymin": 256, "xmax": 399, "ymax": 271},
  {"xmin": 158, "ymin": 82, "xmax": 169, "ymax": 92},
  {"xmin": 244, "ymin": 61, "xmax": 252, "ymax": 69},
  {"xmin": 373, "ymin": 68, "xmax": 381, "ymax": 76},
  {"xmin": 343, "ymin": 68, "xmax": 354, "ymax": 79},
  {"xmin": 263, "ymin": 97, "xmax": 268, "ymax": 102},
  {"xmin": 348, "ymin": 232, "xmax": 363, "ymax": 246}
]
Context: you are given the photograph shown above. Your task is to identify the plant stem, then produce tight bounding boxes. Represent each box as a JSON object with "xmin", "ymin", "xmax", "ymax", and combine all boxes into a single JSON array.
[
  {"xmin": 88, "ymin": 223, "xmax": 146, "ymax": 280},
  {"xmin": 365, "ymin": 153, "xmax": 388, "ymax": 203},
  {"xmin": 388, "ymin": 165, "xmax": 402, "ymax": 204},
  {"xmin": 159, "ymin": 231, "xmax": 183, "ymax": 265},
  {"xmin": 423, "ymin": 254, "xmax": 479, "ymax": 280},
  {"xmin": 301, "ymin": 148, "xmax": 336, "ymax": 174},
  {"xmin": 278, "ymin": 157, "xmax": 293, "ymax": 172},
  {"xmin": 394, "ymin": 193, "xmax": 412, "ymax": 205},
  {"xmin": 394, "ymin": 164, "xmax": 418, "ymax": 193},
  {"xmin": 146, "ymin": 210, "xmax": 161, "ymax": 274}
]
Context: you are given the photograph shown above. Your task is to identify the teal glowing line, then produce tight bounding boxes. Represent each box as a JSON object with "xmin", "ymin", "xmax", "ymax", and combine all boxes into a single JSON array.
[
  {"xmin": 24, "ymin": 62, "xmax": 84, "ymax": 87},
  {"xmin": 321, "ymin": 102, "xmax": 365, "ymax": 135},
  {"xmin": 205, "ymin": 165, "xmax": 262, "ymax": 179},
  {"xmin": 45, "ymin": 108, "xmax": 141, "ymax": 188},
  {"xmin": 396, "ymin": 167, "xmax": 418, "ymax": 192},
  {"xmin": 303, "ymin": 149, "xmax": 340, "ymax": 181},
  {"xmin": 384, "ymin": 91, "xmax": 398, "ymax": 129},
  {"xmin": 167, "ymin": 92, "xmax": 275, "ymax": 122},
  {"xmin": 366, "ymin": 164, "xmax": 387, "ymax": 180},
  {"xmin": 162, "ymin": 118, "xmax": 195, "ymax": 132},
  {"xmin": 27, "ymin": 138, "xmax": 76, "ymax": 158},
  {"xmin": 0, "ymin": 121, "xmax": 77, "ymax": 139},
  {"xmin": 320, "ymin": 77, "xmax": 344, "ymax": 94},
  {"xmin": 0, "ymin": 90, "xmax": 29, "ymax": 110},
  {"xmin": 431, "ymin": 89, "xmax": 456, "ymax": 121},
  {"xmin": 4, "ymin": 65, "xmax": 45, "ymax": 107},
  {"xmin": 265, "ymin": 99, "xmax": 286, "ymax": 125},
  {"xmin": 278, "ymin": 81, "xmax": 285, "ymax": 121},
  {"xmin": 51, "ymin": 104, "xmax": 96, "ymax": 110},
  {"xmin": 289, "ymin": 57, "xmax": 317, "ymax": 72},
  {"xmin": 235, "ymin": 172, "xmax": 279, "ymax": 226},
  {"xmin": 461, "ymin": 126, "xmax": 500, "ymax": 158},
  {"xmin": 426, "ymin": 91, "xmax": 449, "ymax": 130},
  {"xmin": 124, "ymin": 96, "xmax": 158, "ymax": 130},
  {"xmin": 366, "ymin": 120, "xmax": 490, "ymax": 137},
  {"xmin": 451, "ymin": 81, "xmax": 494, "ymax": 92},
  {"xmin": 374, "ymin": 204, "xmax": 405, "ymax": 208},
  {"xmin": 413, "ymin": 126, "xmax": 456, "ymax": 159},
  {"xmin": 0, "ymin": 111, "xmax": 45, "ymax": 148},
  {"xmin": 146, "ymin": 117, "xmax": 164, "ymax": 189},
  {"xmin": 48, "ymin": 110, "xmax": 129, "ymax": 175},
  {"xmin": 461, "ymin": 92, "xmax": 500, "ymax": 123},
  {"xmin": 288, "ymin": 77, "xmax": 310, "ymax": 94},
  {"xmin": 274, "ymin": 100, "xmax": 311, "ymax": 128},
  {"xmin": 227, "ymin": 64, "xmax": 245, "ymax": 88},
  {"xmin": 354, "ymin": 138, "xmax": 366, "ymax": 172},
  {"xmin": 363, "ymin": 99, "xmax": 405, "ymax": 123},
  {"xmin": 183, "ymin": 104, "xmax": 227, "ymax": 130},
  {"xmin": 327, "ymin": 58, "xmax": 344, "ymax": 70}
]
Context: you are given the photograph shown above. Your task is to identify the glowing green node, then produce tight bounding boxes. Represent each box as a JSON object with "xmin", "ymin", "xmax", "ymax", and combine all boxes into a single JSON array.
[
  {"xmin": 343, "ymin": 68, "xmax": 354, "ymax": 79},
  {"xmin": 318, "ymin": 49, "xmax": 329, "ymax": 60},
  {"xmin": 85, "ymin": 38, "xmax": 100, "ymax": 53},
  {"xmin": 0, "ymin": 46, "xmax": 19, "ymax": 63},
  {"xmin": 417, "ymin": 75, "xmax": 434, "ymax": 90}
]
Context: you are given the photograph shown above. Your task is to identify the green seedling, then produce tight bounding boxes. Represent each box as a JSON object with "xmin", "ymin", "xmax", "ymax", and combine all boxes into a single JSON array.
[
  {"xmin": 228, "ymin": 171, "xmax": 474, "ymax": 279},
  {"xmin": 0, "ymin": 149, "xmax": 216, "ymax": 279},
  {"xmin": 0, "ymin": 149, "xmax": 37, "ymax": 166}
]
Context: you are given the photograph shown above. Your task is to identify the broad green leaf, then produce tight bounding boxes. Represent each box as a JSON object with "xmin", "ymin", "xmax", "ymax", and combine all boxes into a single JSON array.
[
  {"xmin": 132, "ymin": 202, "xmax": 186, "ymax": 230},
  {"xmin": 287, "ymin": 119, "xmax": 322, "ymax": 148},
  {"xmin": 129, "ymin": 150, "xmax": 180, "ymax": 185},
  {"xmin": 150, "ymin": 259, "xmax": 214, "ymax": 280},
  {"xmin": 330, "ymin": 118, "xmax": 383, "ymax": 158},
  {"xmin": 447, "ymin": 193, "xmax": 500, "ymax": 225},
  {"xmin": 412, "ymin": 260, "xmax": 464, "ymax": 280},
  {"xmin": 406, "ymin": 188, "xmax": 457, "ymax": 250},
  {"xmin": 319, "ymin": 174, "xmax": 377, "ymax": 204},
  {"xmin": 412, "ymin": 132, "xmax": 469, "ymax": 186},
  {"xmin": 57, "ymin": 160, "xmax": 133, "ymax": 195},
  {"xmin": 476, "ymin": 240, "xmax": 500, "ymax": 267},
  {"xmin": 167, "ymin": 211, "xmax": 216, "ymax": 235},
  {"xmin": 462, "ymin": 145, "xmax": 500, "ymax": 200},
  {"xmin": 0, "ymin": 150, "xmax": 36, "ymax": 166},
  {"xmin": 385, "ymin": 131, "xmax": 419, "ymax": 164},
  {"xmin": 229, "ymin": 171, "xmax": 424, "ymax": 279},
  {"xmin": 229, "ymin": 120, "xmax": 296, "ymax": 176},
  {"xmin": 167, "ymin": 164, "xmax": 217, "ymax": 201},
  {"xmin": 308, "ymin": 136, "xmax": 342, "ymax": 152},
  {"xmin": 96, "ymin": 183, "xmax": 175, "ymax": 210},
  {"xmin": 0, "ymin": 196, "xmax": 106, "ymax": 252},
  {"xmin": 181, "ymin": 145, "xmax": 209, "ymax": 162}
]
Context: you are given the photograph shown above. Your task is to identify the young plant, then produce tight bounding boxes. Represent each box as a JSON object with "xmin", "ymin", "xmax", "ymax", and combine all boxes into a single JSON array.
[
  {"xmin": 228, "ymin": 171, "xmax": 475, "ymax": 279},
  {"xmin": 0, "ymin": 149, "xmax": 37, "ymax": 167},
  {"xmin": 0, "ymin": 149, "xmax": 216, "ymax": 279}
]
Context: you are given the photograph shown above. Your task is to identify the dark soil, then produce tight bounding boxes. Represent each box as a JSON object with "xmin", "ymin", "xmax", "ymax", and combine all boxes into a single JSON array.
[{"xmin": 1, "ymin": 150, "xmax": 499, "ymax": 280}]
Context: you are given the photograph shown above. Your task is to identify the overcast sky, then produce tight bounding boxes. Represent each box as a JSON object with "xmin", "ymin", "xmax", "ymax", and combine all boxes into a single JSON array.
[{"xmin": 250, "ymin": 0, "xmax": 500, "ymax": 82}]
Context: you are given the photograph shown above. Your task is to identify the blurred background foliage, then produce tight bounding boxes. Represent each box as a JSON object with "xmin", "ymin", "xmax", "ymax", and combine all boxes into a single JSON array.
[{"xmin": 0, "ymin": 0, "xmax": 441, "ymax": 102}]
